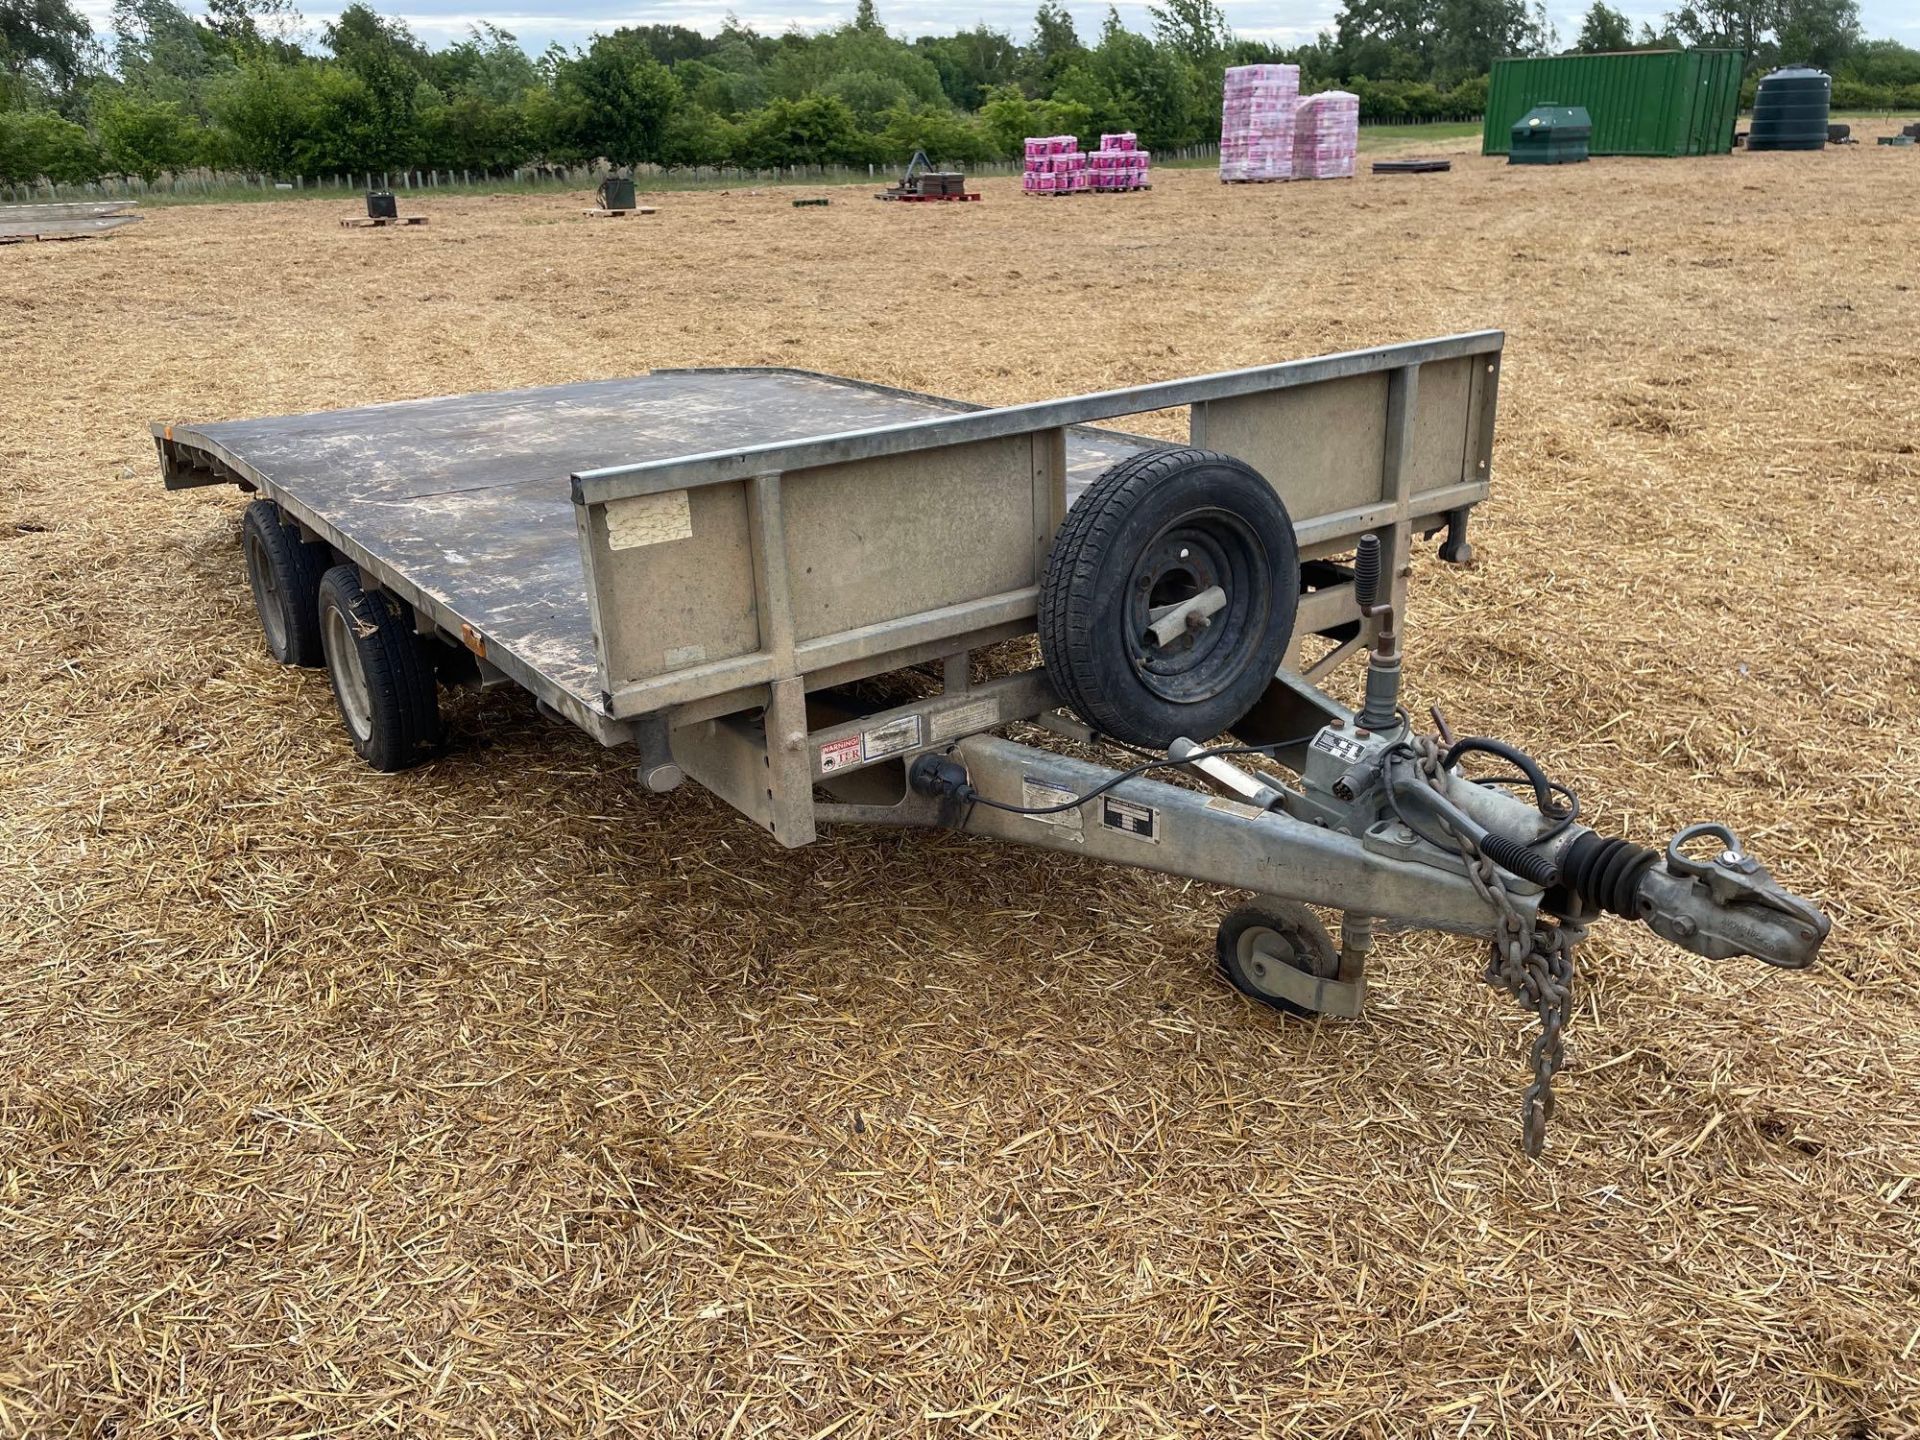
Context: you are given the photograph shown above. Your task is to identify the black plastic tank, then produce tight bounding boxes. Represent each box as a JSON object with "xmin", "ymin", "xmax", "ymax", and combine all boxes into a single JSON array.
[{"xmin": 1748, "ymin": 66, "xmax": 1831, "ymax": 152}]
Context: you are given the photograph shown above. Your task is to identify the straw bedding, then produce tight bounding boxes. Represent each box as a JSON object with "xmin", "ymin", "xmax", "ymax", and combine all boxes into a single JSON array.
[{"xmin": 2, "ymin": 127, "xmax": 1917, "ymax": 1437}]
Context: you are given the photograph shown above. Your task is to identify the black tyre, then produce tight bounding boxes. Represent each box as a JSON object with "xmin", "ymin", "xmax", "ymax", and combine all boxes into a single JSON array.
[
  {"xmin": 242, "ymin": 500, "xmax": 332, "ymax": 666},
  {"xmin": 316, "ymin": 564, "xmax": 442, "ymax": 772},
  {"xmin": 1039, "ymin": 447, "xmax": 1299, "ymax": 748},
  {"xmin": 1216, "ymin": 900, "xmax": 1338, "ymax": 1018}
]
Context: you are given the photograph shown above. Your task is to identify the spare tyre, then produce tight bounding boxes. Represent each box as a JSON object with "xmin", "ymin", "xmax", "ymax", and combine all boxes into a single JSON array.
[{"xmin": 1038, "ymin": 446, "xmax": 1299, "ymax": 748}]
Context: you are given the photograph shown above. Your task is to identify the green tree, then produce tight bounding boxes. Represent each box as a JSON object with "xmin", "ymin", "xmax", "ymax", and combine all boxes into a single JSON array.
[
  {"xmin": 112, "ymin": 0, "xmax": 231, "ymax": 111},
  {"xmin": 564, "ymin": 29, "xmax": 682, "ymax": 166},
  {"xmin": 1020, "ymin": 0, "xmax": 1084, "ymax": 95},
  {"xmin": 914, "ymin": 26, "xmax": 1019, "ymax": 109},
  {"xmin": 430, "ymin": 23, "xmax": 536, "ymax": 104},
  {"xmin": 1149, "ymin": 0, "xmax": 1231, "ymax": 60},
  {"xmin": 876, "ymin": 101, "xmax": 989, "ymax": 162},
  {"xmin": 1575, "ymin": 2, "xmax": 1633, "ymax": 49},
  {"xmin": 1432, "ymin": 0, "xmax": 1533, "ymax": 82},
  {"xmin": 0, "ymin": 106, "xmax": 99, "ymax": 180},
  {"xmin": 325, "ymin": 3, "xmax": 431, "ymax": 165},
  {"xmin": 416, "ymin": 89, "xmax": 527, "ymax": 170},
  {"xmin": 96, "ymin": 92, "xmax": 201, "ymax": 179},
  {"xmin": 209, "ymin": 59, "xmax": 312, "ymax": 174},
  {"xmin": 735, "ymin": 94, "xmax": 866, "ymax": 166},
  {"xmin": 657, "ymin": 103, "xmax": 738, "ymax": 165},
  {"xmin": 1773, "ymin": 0, "xmax": 1860, "ymax": 68},
  {"xmin": 201, "ymin": 0, "xmax": 302, "ymax": 54},
  {"xmin": 1, "ymin": 0, "xmax": 95, "ymax": 104}
]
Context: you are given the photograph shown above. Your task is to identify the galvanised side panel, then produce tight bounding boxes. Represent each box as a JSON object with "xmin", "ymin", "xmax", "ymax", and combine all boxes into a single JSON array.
[{"xmin": 1482, "ymin": 51, "xmax": 1743, "ymax": 156}]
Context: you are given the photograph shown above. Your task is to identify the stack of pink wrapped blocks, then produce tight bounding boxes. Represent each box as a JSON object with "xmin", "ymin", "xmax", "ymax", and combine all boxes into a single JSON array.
[
  {"xmin": 1219, "ymin": 64, "xmax": 1299, "ymax": 182},
  {"xmin": 1293, "ymin": 91, "xmax": 1359, "ymax": 179},
  {"xmin": 1022, "ymin": 136, "xmax": 1089, "ymax": 194},
  {"xmin": 1089, "ymin": 132, "xmax": 1151, "ymax": 191}
]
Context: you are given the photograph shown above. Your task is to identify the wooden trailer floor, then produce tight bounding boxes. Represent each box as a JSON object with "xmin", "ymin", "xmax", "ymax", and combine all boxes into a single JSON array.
[{"xmin": 158, "ymin": 369, "xmax": 1151, "ymax": 715}]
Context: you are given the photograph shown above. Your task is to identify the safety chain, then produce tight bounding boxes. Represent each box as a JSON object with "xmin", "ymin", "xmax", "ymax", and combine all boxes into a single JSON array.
[{"xmin": 1406, "ymin": 735, "xmax": 1583, "ymax": 1157}]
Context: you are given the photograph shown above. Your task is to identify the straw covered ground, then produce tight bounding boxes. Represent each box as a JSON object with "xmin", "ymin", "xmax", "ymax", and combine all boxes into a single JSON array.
[{"xmin": 4, "ymin": 125, "xmax": 1919, "ymax": 1437}]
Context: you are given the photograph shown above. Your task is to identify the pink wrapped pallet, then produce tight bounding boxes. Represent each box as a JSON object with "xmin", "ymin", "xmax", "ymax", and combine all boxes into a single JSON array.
[
  {"xmin": 1089, "ymin": 135, "xmax": 1151, "ymax": 191},
  {"xmin": 1024, "ymin": 134, "xmax": 1097, "ymax": 196},
  {"xmin": 1293, "ymin": 90, "xmax": 1359, "ymax": 179},
  {"xmin": 1219, "ymin": 63, "xmax": 1299, "ymax": 182}
]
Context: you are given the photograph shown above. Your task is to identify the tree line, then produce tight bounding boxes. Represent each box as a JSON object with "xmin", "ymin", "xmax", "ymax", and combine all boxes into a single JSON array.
[{"xmin": 1, "ymin": 0, "xmax": 1914, "ymax": 188}]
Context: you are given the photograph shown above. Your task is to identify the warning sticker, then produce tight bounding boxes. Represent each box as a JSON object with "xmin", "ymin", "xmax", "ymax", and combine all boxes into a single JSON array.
[
  {"xmin": 1205, "ymin": 795, "xmax": 1268, "ymax": 821},
  {"xmin": 819, "ymin": 736, "xmax": 863, "ymax": 773},
  {"xmin": 861, "ymin": 714, "xmax": 922, "ymax": 762},
  {"xmin": 1021, "ymin": 777, "xmax": 1083, "ymax": 834},
  {"xmin": 930, "ymin": 697, "xmax": 999, "ymax": 743},
  {"xmin": 1100, "ymin": 796, "xmax": 1160, "ymax": 843},
  {"xmin": 1311, "ymin": 730, "xmax": 1368, "ymax": 765}
]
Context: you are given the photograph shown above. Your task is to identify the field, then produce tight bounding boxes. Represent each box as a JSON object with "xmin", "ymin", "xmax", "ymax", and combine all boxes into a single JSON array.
[{"xmin": 4, "ymin": 124, "xmax": 1919, "ymax": 1437}]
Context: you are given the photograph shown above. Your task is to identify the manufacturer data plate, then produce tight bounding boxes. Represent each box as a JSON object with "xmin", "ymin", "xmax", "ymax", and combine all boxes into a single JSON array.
[
  {"xmin": 1099, "ymin": 796, "xmax": 1160, "ymax": 843},
  {"xmin": 1311, "ymin": 729, "xmax": 1368, "ymax": 765}
]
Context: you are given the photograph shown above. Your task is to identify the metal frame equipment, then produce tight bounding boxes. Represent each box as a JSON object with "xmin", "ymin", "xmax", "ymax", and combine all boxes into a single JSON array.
[{"xmin": 156, "ymin": 332, "xmax": 1828, "ymax": 1153}]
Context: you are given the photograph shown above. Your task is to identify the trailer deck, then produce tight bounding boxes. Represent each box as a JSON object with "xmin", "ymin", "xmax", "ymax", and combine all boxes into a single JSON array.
[{"xmin": 159, "ymin": 369, "xmax": 1149, "ymax": 732}]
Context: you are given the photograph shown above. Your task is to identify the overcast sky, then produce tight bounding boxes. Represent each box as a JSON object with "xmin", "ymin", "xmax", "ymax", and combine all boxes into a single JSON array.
[{"xmin": 77, "ymin": 0, "xmax": 1920, "ymax": 62}]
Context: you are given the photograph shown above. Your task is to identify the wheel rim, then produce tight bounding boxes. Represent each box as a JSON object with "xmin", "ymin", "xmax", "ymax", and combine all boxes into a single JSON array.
[
  {"xmin": 1124, "ymin": 508, "xmax": 1270, "ymax": 705},
  {"xmin": 323, "ymin": 601, "xmax": 374, "ymax": 742},
  {"xmin": 1235, "ymin": 925, "xmax": 1298, "ymax": 995},
  {"xmin": 246, "ymin": 530, "xmax": 289, "ymax": 657}
]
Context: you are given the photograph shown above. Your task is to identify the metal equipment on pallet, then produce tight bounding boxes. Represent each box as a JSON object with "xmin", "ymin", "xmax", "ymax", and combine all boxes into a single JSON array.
[
  {"xmin": 878, "ymin": 150, "xmax": 979, "ymax": 202},
  {"xmin": 153, "ymin": 334, "xmax": 1828, "ymax": 1155},
  {"xmin": 343, "ymin": 192, "xmax": 426, "ymax": 228}
]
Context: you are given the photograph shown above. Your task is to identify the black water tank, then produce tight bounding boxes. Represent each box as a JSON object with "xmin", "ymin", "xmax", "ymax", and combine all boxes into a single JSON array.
[{"xmin": 1748, "ymin": 66, "xmax": 1831, "ymax": 152}]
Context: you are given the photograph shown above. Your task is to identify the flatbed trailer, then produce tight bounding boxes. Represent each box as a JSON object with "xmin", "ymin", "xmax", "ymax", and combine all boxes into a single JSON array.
[{"xmin": 156, "ymin": 334, "xmax": 1827, "ymax": 1154}]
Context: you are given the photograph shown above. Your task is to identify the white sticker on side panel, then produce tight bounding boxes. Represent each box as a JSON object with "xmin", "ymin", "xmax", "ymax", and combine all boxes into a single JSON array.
[
  {"xmin": 1022, "ymin": 777, "xmax": 1083, "ymax": 834},
  {"xmin": 929, "ymin": 697, "xmax": 999, "ymax": 743},
  {"xmin": 606, "ymin": 489, "xmax": 693, "ymax": 551},
  {"xmin": 1099, "ymin": 796, "xmax": 1160, "ymax": 843},
  {"xmin": 861, "ymin": 714, "xmax": 922, "ymax": 762}
]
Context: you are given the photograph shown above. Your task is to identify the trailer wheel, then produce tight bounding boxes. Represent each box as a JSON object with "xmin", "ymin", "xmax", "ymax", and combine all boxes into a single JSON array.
[
  {"xmin": 242, "ymin": 500, "xmax": 331, "ymax": 666},
  {"xmin": 1216, "ymin": 900, "xmax": 1338, "ymax": 1018},
  {"xmin": 1039, "ymin": 448, "xmax": 1298, "ymax": 748},
  {"xmin": 316, "ymin": 564, "xmax": 442, "ymax": 772}
]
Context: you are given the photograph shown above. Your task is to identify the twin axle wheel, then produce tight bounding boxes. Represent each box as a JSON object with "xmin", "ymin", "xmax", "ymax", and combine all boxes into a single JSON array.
[{"xmin": 242, "ymin": 499, "xmax": 440, "ymax": 772}]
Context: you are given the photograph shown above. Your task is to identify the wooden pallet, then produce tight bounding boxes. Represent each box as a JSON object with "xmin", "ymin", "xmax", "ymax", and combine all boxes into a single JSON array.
[
  {"xmin": 1373, "ymin": 158, "xmax": 1453, "ymax": 174},
  {"xmin": 876, "ymin": 192, "xmax": 982, "ymax": 202},
  {"xmin": 584, "ymin": 207, "xmax": 658, "ymax": 217},
  {"xmin": 340, "ymin": 216, "xmax": 429, "ymax": 228}
]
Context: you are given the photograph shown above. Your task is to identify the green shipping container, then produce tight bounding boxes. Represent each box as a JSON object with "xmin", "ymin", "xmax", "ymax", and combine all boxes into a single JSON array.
[{"xmin": 1481, "ymin": 49, "xmax": 1746, "ymax": 157}]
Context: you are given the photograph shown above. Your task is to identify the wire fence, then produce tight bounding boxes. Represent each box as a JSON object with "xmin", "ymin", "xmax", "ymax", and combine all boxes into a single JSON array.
[{"xmin": 1, "ymin": 120, "xmax": 1487, "ymax": 206}]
